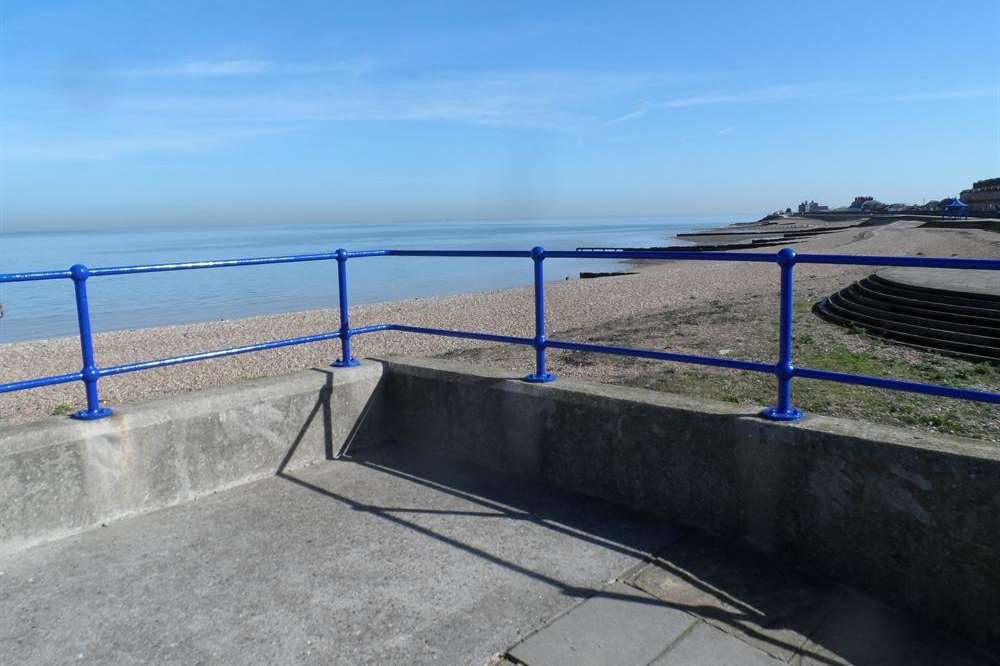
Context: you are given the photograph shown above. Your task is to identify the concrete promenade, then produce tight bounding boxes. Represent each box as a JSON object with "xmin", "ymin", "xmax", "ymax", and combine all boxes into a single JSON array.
[
  {"xmin": 2, "ymin": 445, "xmax": 994, "ymax": 665},
  {"xmin": 1, "ymin": 447, "xmax": 670, "ymax": 664},
  {"xmin": 3, "ymin": 357, "xmax": 999, "ymax": 663}
]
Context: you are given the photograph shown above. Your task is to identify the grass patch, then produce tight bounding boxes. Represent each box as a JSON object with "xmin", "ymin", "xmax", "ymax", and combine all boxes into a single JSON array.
[
  {"xmin": 619, "ymin": 299, "xmax": 999, "ymax": 441},
  {"xmin": 438, "ymin": 295, "xmax": 999, "ymax": 442}
]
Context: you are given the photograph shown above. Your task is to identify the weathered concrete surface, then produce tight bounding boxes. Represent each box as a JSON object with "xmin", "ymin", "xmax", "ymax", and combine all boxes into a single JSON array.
[
  {"xmin": 0, "ymin": 446, "xmax": 673, "ymax": 665},
  {"xmin": 622, "ymin": 529, "xmax": 996, "ymax": 665},
  {"xmin": 4, "ymin": 357, "xmax": 998, "ymax": 663},
  {"xmin": 507, "ymin": 581, "xmax": 701, "ymax": 665},
  {"xmin": 0, "ymin": 363, "xmax": 384, "ymax": 555},
  {"xmin": 651, "ymin": 622, "xmax": 782, "ymax": 665},
  {"xmin": 374, "ymin": 357, "xmax": 1000, "ymax": 650},
  {"xmin": 505, "ymin": 528, "xmax": 995, "ymax": 664},
  {"xmin": 624, "ymin": 530, "xmax": 844, "ymax": 662}
]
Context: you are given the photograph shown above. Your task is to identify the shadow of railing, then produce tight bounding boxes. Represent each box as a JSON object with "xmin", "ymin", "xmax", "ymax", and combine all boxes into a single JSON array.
[
  {"xmin": 275, "ymin": 442, "xmax": 863, "ymax": 664},
  {"xmin": 267, "ymin": 369, "xmax": 992, "ymax": 665}
]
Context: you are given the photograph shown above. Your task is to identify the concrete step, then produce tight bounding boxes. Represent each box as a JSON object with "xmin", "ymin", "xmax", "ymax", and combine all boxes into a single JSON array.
[
  {"xmin": 814, "ymin": 299, "xmax": 1000, "ymax": 363},
  {"xmin": 835, "ymin": 285, "xmax": 1000, "ymax": 342},
  {"xmin": 863, "ymin": 276, "xmax": 1000, "ymax": 314},
  {"xmin": 870, "ymin": 272, "xmax": 1000, "ymax": 306},
  {"xmin": 844, "ymin": 284, "xmax": 1000, "ymax": 330},
  {"xmin": 828, "ymin": 293, "xmax": 1000, "ymax": 346},
  {"xmin": 816, "ymin": 269, "xmax": 1000, "ymax": 363},
  {"xmin": 856, "ymin": 278, "xmax": 1000, "ymax": 319}
]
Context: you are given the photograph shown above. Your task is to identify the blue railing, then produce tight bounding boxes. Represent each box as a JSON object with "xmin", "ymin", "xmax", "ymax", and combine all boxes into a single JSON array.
[{"xmin": 2, "ymin": 246, "xmax": 998, "ymax": 421}]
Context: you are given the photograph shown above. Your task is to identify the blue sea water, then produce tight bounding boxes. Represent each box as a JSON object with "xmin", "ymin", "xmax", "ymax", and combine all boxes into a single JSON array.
[{"xmin": 1, "ymin": 215, "xmax": 752, "ymax": 343}]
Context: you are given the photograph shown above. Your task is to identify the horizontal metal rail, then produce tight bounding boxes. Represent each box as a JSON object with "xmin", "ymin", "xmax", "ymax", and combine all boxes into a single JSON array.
[{"xmin": 1, "ymin": 246, "xmax": 997, "ymax": 420}]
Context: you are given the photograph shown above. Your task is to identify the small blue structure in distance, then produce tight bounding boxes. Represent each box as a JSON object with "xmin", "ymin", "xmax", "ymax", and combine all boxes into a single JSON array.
[{"xmin": 941, "ymin": 197, "xmax": 970, "ymax": 219}]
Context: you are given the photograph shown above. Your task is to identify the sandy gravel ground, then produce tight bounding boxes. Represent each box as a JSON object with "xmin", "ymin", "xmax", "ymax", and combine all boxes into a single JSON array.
[{"xmin": 2, "ymin": 219, "xmax": 997, "ymax": 426}]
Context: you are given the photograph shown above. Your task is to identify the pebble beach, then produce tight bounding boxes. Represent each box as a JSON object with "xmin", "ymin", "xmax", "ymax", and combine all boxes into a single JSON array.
[{"xmin": 2, "ymin": 217, "xmax": 997, "ymax": 426}]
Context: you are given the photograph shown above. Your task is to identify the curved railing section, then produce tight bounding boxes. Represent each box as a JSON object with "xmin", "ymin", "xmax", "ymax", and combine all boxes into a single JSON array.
[{"xmin": 2, "ymin": 247, "xmax": 998, "ymax": 421}]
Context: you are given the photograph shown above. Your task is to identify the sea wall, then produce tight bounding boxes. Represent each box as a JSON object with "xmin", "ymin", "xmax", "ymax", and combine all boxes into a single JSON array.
[
  {"xmin": 376, "ymin": 357, "xmax": 1000, "ymax": 648},
  {"xmin": 0, "ymin": 363, "xmax": 384, "ymax": 555},
  {"xmin": 2, "ymin": 356, "xmax": 997, "ymax": 647}
]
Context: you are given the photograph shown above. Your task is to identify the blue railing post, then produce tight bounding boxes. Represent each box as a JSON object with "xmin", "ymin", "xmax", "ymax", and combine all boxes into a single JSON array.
[
  {"xmin": 2, "ymin": 247, "xmax": 997, "ymax": 410},
  {"xmin": 332, "ymin": 249, "xmax": 360, "ymax": 368},
  {"xmin": 525, "ymin": 246, "xmax": 556, "ymax": 383},
  {"xmin": 761, "ymin": 247, "xmax": 803, "ymax": 421},
  {"xmin": 69, "ymin": 264, "xmax": 112, "ymax": 420}
]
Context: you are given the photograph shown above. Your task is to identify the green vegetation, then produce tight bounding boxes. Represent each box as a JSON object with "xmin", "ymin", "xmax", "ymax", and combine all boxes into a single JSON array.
[
  {"xmin": 619, "ymin": 298, "xmax": 999, "ymax": 441},
  {"xmin": 50, "ymin": 403, "xmax": 77, "ymax": 416},
  {"xmin": 441, "ymin": 295, "xmax": 1000, "ymax": 443}
]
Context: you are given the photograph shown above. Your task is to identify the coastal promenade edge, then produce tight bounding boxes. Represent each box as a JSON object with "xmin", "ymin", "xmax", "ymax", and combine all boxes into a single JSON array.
[{"xmin": 2, "ymin": 356, "xmax": 998, "ymax": 650}]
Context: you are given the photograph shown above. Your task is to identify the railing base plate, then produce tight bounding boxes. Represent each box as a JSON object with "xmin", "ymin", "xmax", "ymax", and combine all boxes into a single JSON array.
[
  {"xmin": 331, "ymin": 359, "xmax": 361, "ymax": 368},
  {"xmin": 524, "ymin": 372, "xmax": 557, "ymax": 384},
  {"xmin": 71, "ymin": 407, "xmax": 113, "ymax": 421},
  {"xmin": 759, "ymin": 406, "xmax": 803, "ymax": 422}
]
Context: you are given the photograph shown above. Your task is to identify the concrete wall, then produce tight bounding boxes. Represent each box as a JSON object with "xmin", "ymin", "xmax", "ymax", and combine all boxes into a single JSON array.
[
  {"xmin": 0, "ymin": 363, "xmax": 383, "ymax": 555},
  {"xmin": 374, "ymin": 357, "xmax": 1000, "ymax": 649},
  {"xmin": 3, "ymin": 355, "xmax": 998, "ymax": 647}
]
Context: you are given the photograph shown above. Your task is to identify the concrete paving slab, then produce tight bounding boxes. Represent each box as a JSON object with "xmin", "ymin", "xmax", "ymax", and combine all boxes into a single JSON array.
[
  {"xmin": 0, "ymin": 445, "xmax": 676, "ymax": 665},
  {"xmin": 625, "ymin": 530, "xmax": 844, "ymax": 661},
  {"xmin": 651, "ymin": 621, "xmax": 782, "ymax": 665},
  {"xmin": 507, "ymin": 581, "xmax": 697, "ymax": 666}
]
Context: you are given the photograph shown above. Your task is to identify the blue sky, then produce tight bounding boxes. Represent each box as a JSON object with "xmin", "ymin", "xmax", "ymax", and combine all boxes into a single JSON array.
[{"xmin": 2, "ymin": 0, "xmax": 998, "ymax": 230}]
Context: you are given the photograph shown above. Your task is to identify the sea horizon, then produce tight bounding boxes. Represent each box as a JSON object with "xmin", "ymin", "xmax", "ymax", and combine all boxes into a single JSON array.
[{"xmin": 1, "ymin": 214, "xmax": 756, "ymax": 343}]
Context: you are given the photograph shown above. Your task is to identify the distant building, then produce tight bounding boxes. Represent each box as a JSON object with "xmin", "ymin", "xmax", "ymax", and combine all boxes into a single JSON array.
[
  {"xmin": 960, "ymin": 177, "xmax": 1000, "ymax": 213},
  {"xmin": 797, "ymin": 200, "xmax": 829, "ymax": 213},
  {"xmin": 850, "ymin": 196, "xmax": 874, "ymax": 209}
]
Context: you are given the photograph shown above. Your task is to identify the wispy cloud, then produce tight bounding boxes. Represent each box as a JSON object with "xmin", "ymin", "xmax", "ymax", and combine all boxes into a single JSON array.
[
  {"xmin": 111, "ymin": 70, "xmax": 677, "ymax": 130},
  {"xmin": 606, "ymin": 82, "xmax": 842, "ymax": 125},
  {"xmin": 123, "ymin": 59, "xmax": 275, "ymax": 78},
  {"xmin": 879, "ymin": 88, "xmax": 996, "ymax": 102},
  {"xmin": 13, "ymin": 63, "xmax": 989, "ymax": 162},
  {"xmin": 287, "ymin": 56, "xmax": 378, "ymax": 79},
  {"xmin": 606, "ymin": 81, "xmax": 997, "ymax": 125},
  {"xmin": 120, "ymin": 57, "xmax": 378, "ymax": 80},
  {"xmin": 3, "ymin": 127, "xmax": 287, "ymax": 162},
  {"xmin": 4, "ymin": 68, "xmax": 676, "ymax": 161},
  {"xmin": 658, "ymin": 82, "xmax": 837, "ymax": 109},
  {"xmin": 607, "ymin": 104, "xmax": 650, "ymax": 125}
]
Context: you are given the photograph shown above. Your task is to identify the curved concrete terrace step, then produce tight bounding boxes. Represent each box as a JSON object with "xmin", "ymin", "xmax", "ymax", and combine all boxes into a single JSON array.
[
  {"xmin": 833, "ymin": 290, "xmax": 1000, "ymax": 338},
  {"xmin": 822, "ymin": 297, "xmax": 1000, "ymax": 357},
  {"xmin": 826, "ymin": 294, "xmax": 1000, "ymax": 349},
  {"xmin": 845, "ymin": 284, "xmax": 1000, "ymax": 329},
  {"xmin": 857, "ymin": 278, "xmax": 1000, "ymax": 319},
  {"xmin": 816, "ymin": 267, "xmax": 1000, "ymax": 362},
  {"xmin": 875, "ymin": 268, "xmax": 1000, "ymax": 303},
  {"xmin": 867, "ymin": 274, "xmax": 1000, "ymax": 311},
  {"xmin": 815, "ymin": 298, "xmax": 1000, "ymax": 363}
]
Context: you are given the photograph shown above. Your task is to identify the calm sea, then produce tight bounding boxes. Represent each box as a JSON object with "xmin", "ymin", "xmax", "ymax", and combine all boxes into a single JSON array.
[{"xmin": 1, "ymin": 215, "xmax": 752, "ymax": 343}]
